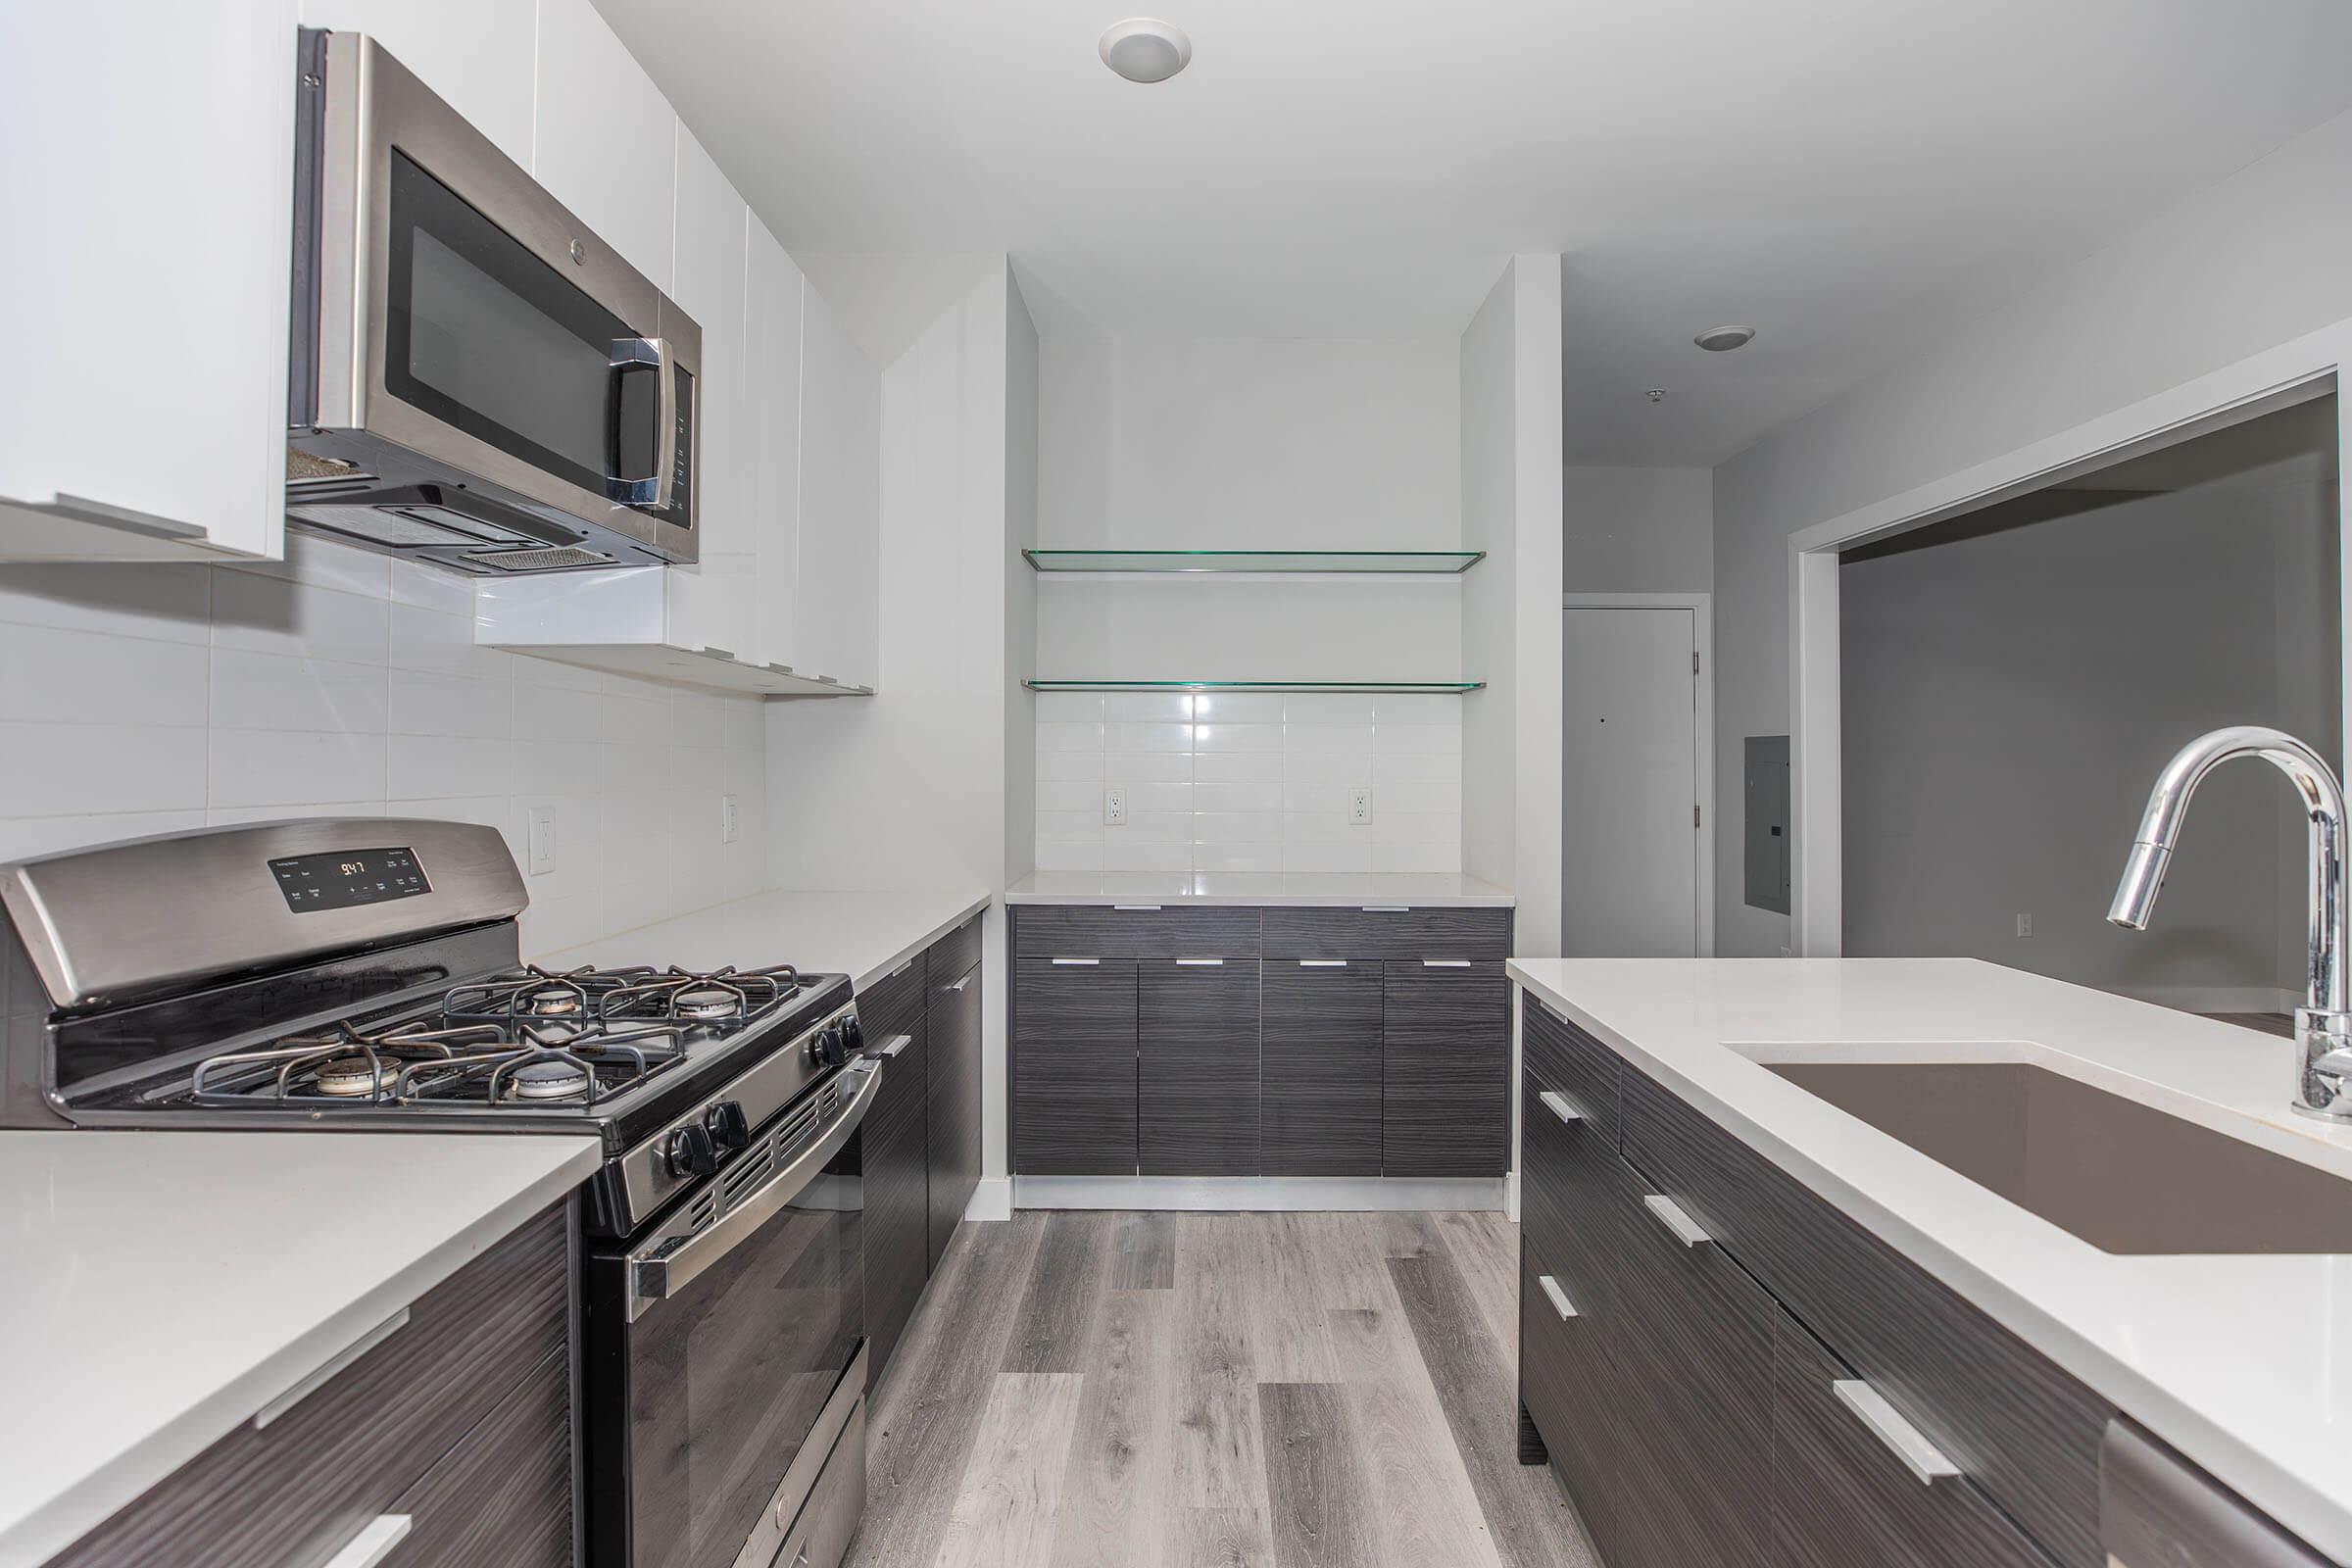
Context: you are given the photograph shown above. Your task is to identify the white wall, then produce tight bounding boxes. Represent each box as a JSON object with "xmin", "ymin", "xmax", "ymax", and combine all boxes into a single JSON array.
[
  {"xmin": 1840, "ymin": 455, "xmax": 2338, "ymax": 1007},
  {"xmin": 765, "ymin": 257, "xmax": 1033, "ymax": 1203},
  {"xmin": 1031, "ymin": 330, "xmax": 1470, "ymax": 876},
  {"xmin": 1564, "ymin": 466, "xmax": 1713, "ymax": 592},
  {"xmin": 0, "ymin": 536, "xmax": 768, "ymax": 955},
  {"xmin": 1460, "ymin": 256, "xmax": 1566, "ymax": 952},
  {"xmin": 1713, "ymin": 105, "xmax": 2352, "ymax": 956}
]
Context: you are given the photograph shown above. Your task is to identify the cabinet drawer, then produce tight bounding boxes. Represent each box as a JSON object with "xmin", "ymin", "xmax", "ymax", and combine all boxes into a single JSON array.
[
  {"xmin": 1262, "ymin": 906, "xmax": 1509, "ymax": 959},
  {"xmin": 1381, "ymin": 959, "xmax": 1508, "ymax": 1176},
  {"xmin": 858, "ymin": 949, "xmax": 928, "ymax": 1037},
  {"xmin": 52, "ymin": 1203, "xmax": 569, "ymax": 1568},
  {"xmin": 1772, "ymin": 1308, "xmax": 2053, "ymax": 1568},
  {"xmin": 1012, "ymin": 957, "xmax": 1139, "ymax": 1174},
  {"xmin": 1015, "ymin": 904, "xmax": 1260, "ymax": 958},
  {"xmin": 384, "ymin": 1347, "xmax": 572, "ymax": 1568},
  {"xmin": 1262, "ymin": 958, "xmax": 1383, "ymax": 1175},
  {"xmin": 1620, "ymin": 1066, "xmax": 2111, "ymax": 1568},
  {"xmin": 929, "ymin": 913, "xmax": 983, "ymax": 1002},
  {"xmin": 1520, "ymin": 993, "xmax": 1620, "ymax": 1147},
  {"xmin": 1517, "ymin": 1242, "xmax": 1624, "ymax": 1563},
  {"xmin": 1139, "ymin": 958, "xmax": 1261, "ymax": 1176}
]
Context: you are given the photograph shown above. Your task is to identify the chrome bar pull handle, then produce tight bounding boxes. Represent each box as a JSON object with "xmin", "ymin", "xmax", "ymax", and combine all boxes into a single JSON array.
[
  {"xmin": 1643, "ymin": 1194, "xmax": 1713, "ymax": 1247},
  {"xmin": 1539, "ymin": 1089, "xmax": 1583, "ymax": 1124},
  {"xmin": 1537, "ymin": 1274, "xmax": 1577, "ymax": 1320},
  {"xmin": 1832, "ymin": 1380, "xmax": 1960, "ymax": 1484}
]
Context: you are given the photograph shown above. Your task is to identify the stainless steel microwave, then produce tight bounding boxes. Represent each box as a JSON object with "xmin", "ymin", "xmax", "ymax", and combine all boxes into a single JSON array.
[{"xmin": 285, "ymin": 29, "xmax": 699, "ymax": 574}]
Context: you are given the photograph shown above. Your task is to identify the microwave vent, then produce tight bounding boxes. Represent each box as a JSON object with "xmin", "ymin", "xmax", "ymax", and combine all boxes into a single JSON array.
[{"xmin": 467, "ymin": 546, "xmax": 613, "ymax": 572}]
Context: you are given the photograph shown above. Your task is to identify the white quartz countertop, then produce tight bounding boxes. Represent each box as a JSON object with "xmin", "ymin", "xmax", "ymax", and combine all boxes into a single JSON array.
[
  {"xmin": 536, "ymin": 888, "xmax": 991, "ymax": 992},
  {"xmin": 1005, "ymin": 871, "xmax": 1513, "ymax": 907},
  {"xmin": 0, "ymin": 1129, "xmax": 598, "ymax": 1568},
  {"xmin": 1506, "ymin": 956, "xmax": 2352, "ymax": 1563}
]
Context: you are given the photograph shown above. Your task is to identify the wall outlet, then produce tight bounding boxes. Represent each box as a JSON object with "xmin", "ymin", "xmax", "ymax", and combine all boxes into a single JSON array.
[
  {"xmin": 2015, "ymin": 912, "xmax": 2033, "ymax": 938},
  {"xmin": 1104, "ymin": 786, "xmax": 1127, "ymax": 826},
  {"xmin": 526, "ymin": 806, "xmax": 555, "ymax": 875},
  {"xmin": 1348, "ymin": 786, "xmax": 1373, "ymax": 826},
  {"xmin": 721, "ymin": 794, "xmax": 740, "ymax": 845}
]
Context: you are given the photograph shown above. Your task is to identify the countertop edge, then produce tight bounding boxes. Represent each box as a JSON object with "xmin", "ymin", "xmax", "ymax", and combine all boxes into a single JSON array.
[
  {"xmin": 1504, "ymin": 961, "xmax": 2352, "ymax": 1566},
  {"xmin": 1004, "ymin": 887, "xmax": 1515, "ymax": 908},
  {"xmin": 2, "ymin": 1137, "xmax": 602, "ymax": 1568},
  {"xmin": 848, "ymin": 894, "xmax": 991, "ymax": 992}
]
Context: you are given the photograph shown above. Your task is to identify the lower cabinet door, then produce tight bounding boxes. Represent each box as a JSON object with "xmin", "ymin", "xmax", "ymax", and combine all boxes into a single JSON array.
[
  {"xmin": 1012, "ymin": 958, "xmax": 1139, "ymax": 1174},
  {"xmin": 1772, "ymin": 1308, "xmax": 2053, "ymax": 1568},
  {"xmin": 1602, "ymin": 1152, "xmax": 1775, "ymax": 1568},
  {"xmin": 865, "ymin": 1020, "xmax": 929, "ymax": 1380},
  {"xmin": 1381, "ymin": 959, "xmax": 1508, "ymax": 1176},
  {"xmin": 926, "ymin": 960, "xmax": 982, "ymax": 1268},
  {"xmin": 1138, "ymin": 958, "xmax": 1261, "ymax": 1175},
  {"xmin": 1519, "ymin": 1242, "xmax": 1626, "ymax": 1566},
  {"xmin": 1261, "ymin": 958, "xmax": 1382, "ymax": 1175}
]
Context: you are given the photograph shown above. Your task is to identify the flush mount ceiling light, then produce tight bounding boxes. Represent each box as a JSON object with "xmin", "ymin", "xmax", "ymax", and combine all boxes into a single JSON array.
[
  {"xmin": 1693, "ymin": 324, "xmax": 1756, "ymax": 352},
  {"xmin": 1100, "ymin": 19, "xmax": 1192, "ymax": 83}
]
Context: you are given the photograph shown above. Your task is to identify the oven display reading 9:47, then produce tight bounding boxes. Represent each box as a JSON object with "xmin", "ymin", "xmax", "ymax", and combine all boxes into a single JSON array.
[{"xmin": 267, "ymin": 848, "xmax": 431, "ymax": 912}]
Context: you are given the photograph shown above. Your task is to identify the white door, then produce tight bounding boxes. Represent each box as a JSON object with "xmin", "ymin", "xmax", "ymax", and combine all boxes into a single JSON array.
[{"xmin": 1562, "ymin": 608, "xmax": 1701, "ymax": 956}]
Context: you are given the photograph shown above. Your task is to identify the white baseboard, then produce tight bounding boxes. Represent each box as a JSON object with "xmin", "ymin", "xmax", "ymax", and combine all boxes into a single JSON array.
[
  {"xmin": 964, "ymin": 1175, "xmax": 1014, "ymax": 1222},
  {"xmin": 1504, "ymin": 1168, "xmax": 1521, "ymax": 1223},
  {"xmin": 1011, "ymin": 1174, "xmax": 1508, "ymax": 1212}
]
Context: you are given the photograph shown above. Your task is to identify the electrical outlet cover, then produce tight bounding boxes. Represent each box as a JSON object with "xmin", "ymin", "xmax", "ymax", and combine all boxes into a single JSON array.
[
  {"xmin": 1348, "ymin": 787, "xmax": 1373, "ymax": 825},
  {"xmin": 721, "ymin": 794, "xmax": 740, "ymax": 845},
  {"xmin": 526, "ymin": 806, "xmax": 555, "ymax": 875},
  {"xmin": 1104, "ymin": 787, "xmax": 1128, "ymax": 826}
]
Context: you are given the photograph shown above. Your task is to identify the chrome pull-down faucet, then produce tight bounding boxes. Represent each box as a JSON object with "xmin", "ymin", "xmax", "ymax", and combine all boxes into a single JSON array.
[{"xmin": 2107, "ymin": 725, "xmax": 2352, "ymax": 1120}]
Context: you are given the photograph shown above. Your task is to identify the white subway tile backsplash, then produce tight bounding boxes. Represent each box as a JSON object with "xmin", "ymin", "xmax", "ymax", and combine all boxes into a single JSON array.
[
  {"xmin": 1033, "ymin": 692, "xmax": 1105, "ymax": 723},
  {"xmin": 0, "ymin": 621, "xmax": 209, "ymax": 727},
  {"xmin": 0, "ymin": 534, "xmax": 764, "ymax": 956},
  {"xmin": 1035, "ymin": 691, "xmax": 1464, "ymax": 876}
]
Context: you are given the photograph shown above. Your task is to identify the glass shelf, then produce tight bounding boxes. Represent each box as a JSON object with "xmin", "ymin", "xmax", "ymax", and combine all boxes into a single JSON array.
[
  {"xmin": 1022, "ymin": 549, "xmax": 1485, "ymax": 574},
  {"xmin": 1023, "ymin": 679, "xmax": 1485, "ymax": 693}
]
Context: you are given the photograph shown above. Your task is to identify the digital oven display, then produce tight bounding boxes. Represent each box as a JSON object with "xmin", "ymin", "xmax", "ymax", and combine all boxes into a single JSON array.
[{"xmin": 268, "ymin": 848, "xmax": 430, "ymax": 912}]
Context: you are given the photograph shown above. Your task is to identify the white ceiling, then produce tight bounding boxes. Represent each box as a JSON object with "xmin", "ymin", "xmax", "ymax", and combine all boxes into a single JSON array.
[{"xmin": 596, "ymin": 0, "xmax": 2352, "ymax": 466}]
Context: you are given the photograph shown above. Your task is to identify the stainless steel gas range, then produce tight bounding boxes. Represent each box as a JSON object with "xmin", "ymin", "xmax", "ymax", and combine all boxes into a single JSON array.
[{"xmin": 0, "ymin": 817, "xmax": 871, "ymax": 1568}]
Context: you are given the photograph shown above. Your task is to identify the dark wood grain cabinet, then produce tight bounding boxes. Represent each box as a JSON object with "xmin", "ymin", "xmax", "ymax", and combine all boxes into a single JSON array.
[
  {"xmin": 1516, "ymin": 991, "xmax": 2115, "ymax": 1568},
  {"xmin": 1261, "ymin": 958, "xmax": 1383, "ymax": 1175},
  {"xmin": 1139, "ymin": 958, "xmax": 1261, "ymax": 1175},
  {"xmin": 1380, "ymin": 958, "xmax": 1508, "ymax": 1176},
  {"xmin": 863, "ymin": 1015, "xmax": 929, "ymax": 1379},
  {"xmin": 927, "ymin": 937, "xmax": 982, "ymax": 1268},
  {"xmin": 52, "ymin": 1203, "xmax": 574, "ymax": 1568},
  {"xmin": 1010, "ymin": 905, "xmax": 1515, "ymax": 1179}
]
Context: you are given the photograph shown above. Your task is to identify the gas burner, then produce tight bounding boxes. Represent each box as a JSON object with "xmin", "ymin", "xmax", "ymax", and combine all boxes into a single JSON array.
[
  {"xmin": 672, "ymin": 986, "xmax": 741, "ymax": 1020},
  {"xmin": 523, "ymin": 986, "xmax": 585, "ymax": 1017},
  {"xmin": 598, "ymin": 965, "xmax": 803, "ymax": 1024},
  {"xmin": 507, "ymin": 1057, "xmax": 590, "ymax": 1101},
  {"xmin": 312, "ymin": 1055, "xmax": 384, "ymax": 1098}
]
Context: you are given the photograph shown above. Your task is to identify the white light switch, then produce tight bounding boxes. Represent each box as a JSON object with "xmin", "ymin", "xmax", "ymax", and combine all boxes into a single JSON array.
[
  {"xmin": 721, "ymin": 794, "xmax": 740, "ymax": 845},
  {"xmin": 1104, "ymin": 787, "xmax": 1127, "ymax": 827},
  {"xmin": 526, "ymin": 807, "xmax": 555, "ymax": 875},
  {"xmin": 1349, "ymin": 787, "xmax": 1373, "ymax": 826},
  {"xmin": 2015, "ymin": 912, "xmax": 2033, "ymax": 938}
]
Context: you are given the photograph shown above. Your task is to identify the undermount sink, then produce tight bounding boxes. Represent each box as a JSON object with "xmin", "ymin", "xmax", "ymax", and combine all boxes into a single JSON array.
[{"xmin": 1763, "ymin": 1060, "xmax": 2352, "ymax": 1254}]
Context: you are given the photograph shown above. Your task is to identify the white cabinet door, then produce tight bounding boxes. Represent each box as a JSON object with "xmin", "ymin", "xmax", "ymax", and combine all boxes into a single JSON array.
[
  {"xmin": 298, "ymin": 0, "xmax": 535, "ymax": 167},
  {"xmin": 745, "ymin": 217, "xmax": 806, "ymax": 672},
  {"xmin": 664, "ymin": 126, "xmax": 753, "ymax": 660},
  {"xmin": 794, "ymin": 287, "xmax": 881, "ymax": 689},
  {"xmin": 0, "ymin": 0, "xmax": 295, "ymax": 561},
  {"xmin": 531, "ymin": 0, "xmax": 675, "ymax": 291}
]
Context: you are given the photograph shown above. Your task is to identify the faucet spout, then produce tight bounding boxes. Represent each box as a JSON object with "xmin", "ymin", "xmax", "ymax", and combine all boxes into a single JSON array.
[{"xmin": 2109, "ymin": 725, "xmax": 2352, "ymax": 1118}]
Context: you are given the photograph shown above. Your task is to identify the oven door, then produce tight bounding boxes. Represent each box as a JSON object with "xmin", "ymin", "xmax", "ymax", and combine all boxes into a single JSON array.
[{"xmin": 585, "ymin": 1061, "xmax": 877, "ymax": 1568}]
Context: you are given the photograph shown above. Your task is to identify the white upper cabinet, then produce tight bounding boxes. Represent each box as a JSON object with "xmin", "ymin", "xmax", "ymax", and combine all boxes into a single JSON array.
[
  {"xmin": 665, "ymin": 127, "xmax": 755, "ymax": 661},
  {"xmin": 746, "ymin": 217, "xmax": 808, "ymax": 674},
  {"xmin": 531, "ymin": 0, "xmax": 674, "ymax": 291},
  {"xmin": 298, "ymin": 0, "xmax": 535, "ymax": 166},
  {"xmin": 794, "ymin": 289, "xmax": 883, "ymax": 690},
  {"xmin": 0, "ymin": 0, "xmax": 297, "ymax": 562}
]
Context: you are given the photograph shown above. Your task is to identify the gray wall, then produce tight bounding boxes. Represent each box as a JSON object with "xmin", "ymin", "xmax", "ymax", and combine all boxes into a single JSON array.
[
  {"xmin": 1839, "ymin": 455, "xmax": 2338, "ymax": 1005},
  {"xmin": 1712, "ymin": 106, "xmax": 2352, "ymax": 956},
  {"xmin": 1564, "ymin": 465, "xmax": 1713, "ymax": 592}
]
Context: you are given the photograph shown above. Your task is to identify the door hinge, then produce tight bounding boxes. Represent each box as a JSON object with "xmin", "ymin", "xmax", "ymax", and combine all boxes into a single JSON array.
[
  {"xmin": 1692, "ymin": 651, "xmax": 1700, "ymax": 675},
  {"xmin": 1694, "ymin": 804, "xmax": 1702, "ymax": 828}
]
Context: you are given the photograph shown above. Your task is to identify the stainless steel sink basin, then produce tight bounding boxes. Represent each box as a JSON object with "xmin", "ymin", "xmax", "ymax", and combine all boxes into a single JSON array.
[{"xmin": 1765, "ymin": 1060, "xmax": 2352, "ymax": 1253}]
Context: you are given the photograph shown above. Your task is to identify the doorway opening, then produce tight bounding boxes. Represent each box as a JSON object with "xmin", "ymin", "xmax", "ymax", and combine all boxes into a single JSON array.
[{"xmin": 1837, "ymin": 394, "xmax": 2340, "ymax": 1022}]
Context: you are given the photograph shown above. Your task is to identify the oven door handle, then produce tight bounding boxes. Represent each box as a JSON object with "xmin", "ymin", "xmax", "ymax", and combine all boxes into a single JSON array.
[
  {"xmin": 606, "ymin": 335, "xmax": 677, "ymax": 512},
  {"xmin": 628, "ymin": 1060, "xmax": 881, "ymax": 1316}
]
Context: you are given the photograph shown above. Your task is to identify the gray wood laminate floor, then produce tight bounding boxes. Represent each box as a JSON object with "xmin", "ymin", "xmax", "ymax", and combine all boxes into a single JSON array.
[{"xmin": 848, "ymin": 1209, "xmax": 1597, "ymax": 1568}]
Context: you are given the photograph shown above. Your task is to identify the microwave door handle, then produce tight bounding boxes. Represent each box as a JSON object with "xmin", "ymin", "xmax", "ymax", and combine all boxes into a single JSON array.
[
  {"xmin": 606, "ymin": 336, "xmax": 676, "ymax": 512},
  {"xmin": 626, "ymin": 1060, "xmax": 881, "ymax": 1318}
]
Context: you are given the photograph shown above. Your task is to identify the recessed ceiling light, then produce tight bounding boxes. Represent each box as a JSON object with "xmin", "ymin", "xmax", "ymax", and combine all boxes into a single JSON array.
[
  {"xmin": 1694, "ymin": 325, "xmax": 1756, "ymax": 353},
  {"xmin": 1100, "ymin": 19, "xmax": 1192, "ymax": 83}
]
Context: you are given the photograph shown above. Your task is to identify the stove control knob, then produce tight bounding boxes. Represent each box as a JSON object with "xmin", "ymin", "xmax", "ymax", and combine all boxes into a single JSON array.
[
  {"xmin": 811, "ymin": 1024, "xmax": 849, "ymax": 1068},
  {"xmin": 840, "ymin": 1014, "xmax": 865, "ymax": 1054},
  {"xmin": 704, "ymin": 1101, "xmax": 752, "ymax": 1152},
  {"xmin": 664, "ymin": 1123, "xmax": 719, "ymax": 1178}
]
